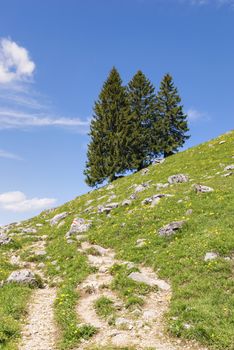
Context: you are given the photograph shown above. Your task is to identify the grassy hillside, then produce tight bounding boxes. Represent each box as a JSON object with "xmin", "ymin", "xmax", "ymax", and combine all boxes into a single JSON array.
[{"xmin": 0, "ymin": 130, "xmax": 233, "ymax": 350}]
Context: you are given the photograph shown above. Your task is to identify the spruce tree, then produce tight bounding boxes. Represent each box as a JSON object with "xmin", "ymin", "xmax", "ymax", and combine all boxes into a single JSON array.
[
  {"xmin": 127, "ymin": 70, "xmax": 159, "ymax": 170},
  {"xmin": 155, "ymin": 74, "xmax": 189, "ymax": 157},
  {"xmin": 84, "ymin": 67, "xmax": 132, "ymax": 186}
]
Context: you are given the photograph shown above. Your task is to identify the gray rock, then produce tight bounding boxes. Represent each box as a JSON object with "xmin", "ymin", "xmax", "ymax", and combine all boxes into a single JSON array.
[
  {"xmin": 0, "ymin": 233, "xmax": 12, "ymax": 245},
  {"xmin": 134, "ymin": 183, "xmax": 149, "ymax": 193},
  {"xmin": 185, "ymin": 209, "xmax": 193, "ymax": 216},
  {"xmin": 194, "ymin": 184, "xmax": 214, "ymax": 193},
  {"xmin": 224, "ymin": 164, "xmax": 234, "ymax": 171},
  {"xmin": 129, "ymin": 193, "xmax": 137, "ymax": 200},
  {"xmin": 204, "ymin": 252, "xmax": 218, "ymax": 261},
  {"xmin": 128, "ymin": 271, "xmax": 170, "ymax": 290},
  {"xmin": 168, "ymin": 174, "xmax": 189, "ymax": 184},
  {"xmin": 34, "ymin": 250, "xmax": 46, "ymax": 256},
  {"xmin": 38, "ymin": 262, "xmax": 45, "ymax": 269},
  {"xmin": 158, "ymin": 221, "xmax": 185, "ymax": 237},
  {"xmin": 22, "ymin": 227, "xmax": 37, "ymax": 234},
  {"xmin": 107, "ymin": 195, "xmax": 117, "ymax": 203},
  {"xmin": 222, "ymin": 172, "xmax": 233, "ymax": 177},
  {"xmin": 66, "ymin": 218, "xmax": 92, "ymax": 238},
  {"xmin": 7, "ymin": 269, "xmax": 38, "ymax": 286},
  {"xmin": 92, "ymin": 245, "xmax": 109, "ymax": 255},
  {"xmin": 98, "ymin": 202, "xmax": 119, "ymax": 214},
  {"xmin": 141, "ymin": 168, "xmax": 149, "ymax": 175},
  {"xmin": 50, "ymin": 212, "xmax": 68, "ymax": 226},
  {"xmin": 85, "ymin": 199, "xmax": 94, "ymax": 206},
  {"xmin": 219, "ymin": 140, "xmax": 226, "ymax": 144},
  {"xmin": 142, "ymin": 193, "xmax": 172, "ymax": 206},
  {"xmin": 156, "ymin": 183, "xmax": 169, "ymax": 190},
  {"xmin": 152, "ymin": 158, "xmax": 165, "ymax": 165},
  {"xmin": 36, "ymin": 223, "xmax": 43, "ymax": 227},
  {"xmin": 136, "ymin": 239, "xmax": 147, "ymax": 248},
  {"xmin": 122, "ymin": 199, "xmax": 132, "ymax": 206}
]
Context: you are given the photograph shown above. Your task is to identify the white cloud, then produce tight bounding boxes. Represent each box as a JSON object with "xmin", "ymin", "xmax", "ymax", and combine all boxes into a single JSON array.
[
  {"xmin": 0, "ymin": 191, "xmax": 56, "ymax": 212},
  {"xmin": 0, "ymin": 38, "xmax": 35, "ymax": 84},
  {"xmin": 187, "ymin": 108, "xmax": 209, "ymax": 122},
  {"xmin": 0, "ymin": 108, "xmax": 90, "ymax": 131},
  {"xmin": 0, "ymin": 149, "xmax": 22, "ymax": 160}
]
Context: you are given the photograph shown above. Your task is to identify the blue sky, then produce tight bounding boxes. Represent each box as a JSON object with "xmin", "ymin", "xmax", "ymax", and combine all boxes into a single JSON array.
[{"xmin": 0, "ymin": 0, "xmax": 233, "ymax": 225}]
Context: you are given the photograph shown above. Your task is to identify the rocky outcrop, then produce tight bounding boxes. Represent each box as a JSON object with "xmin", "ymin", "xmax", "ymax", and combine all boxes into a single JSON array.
[
  {"xmin": 194, "ymin": 184, "xmax": 214, "ymax": 193},
  {"xmin": 98, "ymin": 202, "xmax": 119, "ymax": 214},
  {"xmin": 158, "ymin": 221, "xmax": 185, "ymax": 237},
  {"xmin": 66, "ymin": 218, "xmax": 92, "ymax": 238},
  {"xmin": 168, "ymin": 174, "xmax": 189, "ymax": 184},
  {"xmin": 0, "ymin": 233, "xmax": 12, "ymax": 245},
  {"xmin": 7, "ymin": 269, "xmax": 39, "ymax": 287},
  {"xmin": 50, "ymin": 212, "xmax": 68, "ymax": 226}
]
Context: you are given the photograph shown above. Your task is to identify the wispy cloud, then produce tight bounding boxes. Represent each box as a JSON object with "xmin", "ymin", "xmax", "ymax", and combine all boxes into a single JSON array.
[
  {"xmin": 186, "ymin": 0, "xmax": 234, "ymax": 7},
  {"xmin": 0, "ymin": 108, "xmax": 90, "ymax": 131},
  {"xmin": 0, "ymin": 149, "xmax": 22, "ymax": 160},
  {"xmin": 187, "ymin": 108, "xmax": 210, "ymax": 122},
  {"xmin": 0, "ymin": 191, "xmax": 56, "ymax": 212},
  {"xmin": 0, "ymin": 38, "xmax": 90, "ymax": 133}
]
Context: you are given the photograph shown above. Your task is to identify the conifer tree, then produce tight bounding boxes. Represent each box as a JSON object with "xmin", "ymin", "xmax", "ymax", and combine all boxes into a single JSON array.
[
  {"xmin": 84, "ymin": 67, "xmax": 132, "ymax": 186},
  {"xmin": 155, "ymin": 74, "xmax": 189, "ymax": 157},
  {"xmin": 127, "ymin": 70, "xmax": 159, "ymax": 170}
]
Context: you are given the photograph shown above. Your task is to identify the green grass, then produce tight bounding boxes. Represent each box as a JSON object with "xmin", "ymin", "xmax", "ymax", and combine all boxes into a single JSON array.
[
  {"xmin": 1, "ymin": 130, "xmax": 234, "ymax": 349},
  {"xmin": 94, "ymin": 296, "xmax": 116, "ymax": 321}
]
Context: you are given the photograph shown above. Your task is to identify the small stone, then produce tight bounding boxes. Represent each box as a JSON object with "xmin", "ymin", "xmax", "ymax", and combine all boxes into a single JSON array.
[
  {"xmin": 224, "ymin": 164, "xmax": 234, "ymax": 171},
  {"xmin": 34, "ymin": 250, "xmax": 46, "ymax": 256},
  {"xmin": 184, "ymin": 323, "xmax": 192, "ymax": 329},
  {"xmin": 141, "ymin": 168, "xmax": 149, "ymax": 175},
  {"xmin": 158, "ymin": 221, "xmax": 185, "ymax": 237},
  {"xmin": 122, "ymin": 199, "xmax": 132, "ymax": 206},
  {"xmin": 152, "ymin": 158, "xmax": 165, "ymax": 165},
  {"xmin": 134, "ymin": 183, "xmax": 149, "ymax": 193},
  {"xmin": 204, "ymin": 252, "xmax": 218, "ymax": 261},
  {"xmin": 35, "ymin": 223, "xmax": 43, "ymax": 227},
  {"xmin": 194, "ymin": 184, "xmax": 214, "ymax": 193},
  {"xmin": 168, "ymin": 174, "xmax": 189, "ymax": 184},
  {"xmin": 185, "ymin": 209, "xmax": 193, "ymax": 216},
  {"xmin": 22, "ymin": 227, "xmax": 37, "ymax": 234},
  {"xmin": 38, "ymin": 262, "xmax": 45, "ymax": 269},
  {"xmin": 135, "ymin": 239, "xmax": 147, "ymax": 248},
  {"xmin": 219, "ymin": 140, "xmax": 226, "ymax": 144},
  {"xmin": 92, "ymin": 245, "xmax": 109, "ymax": 255},
  {"xmin": 156, "ymin": 183, "xmax": 169, "ymax": 189},
  {"xmin": 128, "ymin": 271, "xmax": 170, "ymax": 290}
]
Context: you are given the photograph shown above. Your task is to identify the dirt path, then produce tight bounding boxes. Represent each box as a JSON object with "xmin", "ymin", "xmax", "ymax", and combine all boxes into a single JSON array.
[
  {"xmin": 19, "ymin": 287, "xmax": 57, "ymax": 350},
  {"xmin": 76, "ymin": 241, "xmax": 207, "ymax": 350},
  {"xmin": 12, "ymin": 238, "xmax": 58, "ymax": 350}
]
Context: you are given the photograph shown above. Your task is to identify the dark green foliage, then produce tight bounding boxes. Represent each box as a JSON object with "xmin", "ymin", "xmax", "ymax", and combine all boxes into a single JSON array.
[
  {"xmin": 127, "ymin": 70, "xmax": 159, "ymax": 170},
  {"xmin": 155, "ymin": 74, "xmax": 189, "ymax": 157},
  {"xmin": 84, "ymin": 67, "xmax": 132, "ymax": 186},
  {"xmin": 85, "ymin": 70, "xmax": 190, "ymax": 186}
]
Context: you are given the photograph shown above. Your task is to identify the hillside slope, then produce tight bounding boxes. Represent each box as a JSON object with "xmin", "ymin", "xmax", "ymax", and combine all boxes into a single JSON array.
[{"xmin": 0, "ymin": 130, "xmax": 234, "ymax": 350}]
